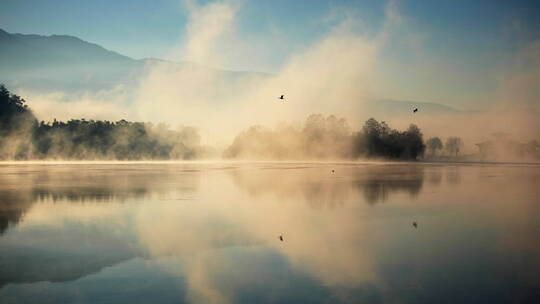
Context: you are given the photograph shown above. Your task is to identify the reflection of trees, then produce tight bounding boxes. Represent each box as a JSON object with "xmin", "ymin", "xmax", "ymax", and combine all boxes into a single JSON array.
[
  {"xmin": 0, "ymin": 165, "xmax": 200, "ymax": 234},
  {"xmin": 230, "ymin": 165, "xmax": 426, "ymax": 207},
  {"xmin": 229, "ymin": 167, "xmax": 350, "ymax": 209},
  {"xmin": 0, "ymin": 190, "xmax": 34, "ymax": 234},
  {"xmin": 0, "ymin": 164, "xmax": 201, "ymax": 288},
  {"xmin": 355, "ymin": 166, "xmax": 424, "ymax": 204},
  {"xmin": 446, "ymin": 167, "xmax": 461, "ymax": 185},
  {"xmin": 427, "ymin": 169, "xmax": 443, "ymax": 186}
]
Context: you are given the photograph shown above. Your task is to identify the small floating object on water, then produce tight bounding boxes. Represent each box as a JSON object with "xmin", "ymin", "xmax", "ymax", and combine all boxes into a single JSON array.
[
  {"xmin": 413, "ymin": 108, "xmax": 418, "ymax": 113},
  {"xmin": 413, "ymin": 221, "xmax": 418, "ymax": 228},
  {"xmin": 279, "ymin": 235, "xmax": 283, "ymax": 241},
  {"xmin": 332, "ymin": 169, "xmax": 335, "ymax": 173},
  {"xmin": 278, "ymin": 94, "xmax": 284, "ymax": 100}
]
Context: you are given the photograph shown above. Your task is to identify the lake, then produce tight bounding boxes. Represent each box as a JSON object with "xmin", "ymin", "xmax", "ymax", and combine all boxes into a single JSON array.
[{"xmin": 0, "ymin": 162, "xmax": 539, "ymax": 304}]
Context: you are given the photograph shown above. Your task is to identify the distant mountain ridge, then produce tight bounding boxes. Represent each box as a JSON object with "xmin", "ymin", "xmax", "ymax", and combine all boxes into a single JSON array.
[
  {"xmin": 0, "ymin": 29, "xmax": 463, "ymax": 114},
  {"xmin": 0, "ymin": 28, "xmax": 268, "ymax": 93},
  {"xmin": 0, "ymin": 28, "xmax": 132, "ymax": 69}
]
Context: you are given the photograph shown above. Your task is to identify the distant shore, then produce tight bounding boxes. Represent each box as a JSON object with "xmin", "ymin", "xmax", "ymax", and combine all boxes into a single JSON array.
[{"xmin": 0, "ymin": 159, "xmax": 538, "ymax": 167}]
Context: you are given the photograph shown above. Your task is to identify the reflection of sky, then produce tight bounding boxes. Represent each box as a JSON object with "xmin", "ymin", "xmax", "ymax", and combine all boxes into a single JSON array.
[{"xmin": 0, "ymin": 163, "xmax": 539, "ymax": 303}]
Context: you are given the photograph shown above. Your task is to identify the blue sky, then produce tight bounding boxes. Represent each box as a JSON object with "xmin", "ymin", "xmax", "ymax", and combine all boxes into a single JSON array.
[
  {"xmin": 1, "ymin": 0, "xmax": 539, "ymax": 108},
  {"xmin": 2, "ymin": 0, "xmax": 538, "ymax": 61}
]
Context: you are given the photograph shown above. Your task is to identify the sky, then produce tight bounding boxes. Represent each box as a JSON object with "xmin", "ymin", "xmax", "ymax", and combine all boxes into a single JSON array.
[{"xmin": 1, "ymin": 0, "xmax": 539, "ymax": 110}]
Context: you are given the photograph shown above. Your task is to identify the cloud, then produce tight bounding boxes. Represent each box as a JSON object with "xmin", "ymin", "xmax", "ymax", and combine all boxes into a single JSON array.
[
  {"xmin": 133, "ymin": 0, "xmax": 387, "ymax": 143},
  {"xmin": 13, "ymin": 0, "xmax": 539, "ymax": 153},
  {"xmin": 181, "ymin": 0, "xmax": 237, "ymax": 67},
  {"xmin": 20, "ymin": 86, "xmax": 131, "ymax": 122}
]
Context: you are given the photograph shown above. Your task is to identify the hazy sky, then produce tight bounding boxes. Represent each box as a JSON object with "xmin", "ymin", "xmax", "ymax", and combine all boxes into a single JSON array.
[{"xmin": 1, "ymin": 0, "xmax": 539, "ymax": 109}]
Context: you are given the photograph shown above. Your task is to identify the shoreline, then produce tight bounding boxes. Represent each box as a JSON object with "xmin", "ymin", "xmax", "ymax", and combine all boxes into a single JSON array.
[{"xmin": 0, "ymin": 159, "xmax": 538, "ymax": 167}]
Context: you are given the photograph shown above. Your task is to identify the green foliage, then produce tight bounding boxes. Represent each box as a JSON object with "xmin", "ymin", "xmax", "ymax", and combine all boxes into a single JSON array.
[
  {"xmin": 0, "ymin": 85, "xmax": 38, "ymax": 159},
  {"xmin": 31, "ymin": 119, "xmax": 200, "ymax": 160},
  {"xmin": 0, "ymin": 85, "xmax": 36, "ymax": 135},
  {"xmin": 0, "ymin": 84, "xmax": 200, "ymax": 160},
  {"xmin": 353, "ymin": 118, "xmax": 425, "ymax": 159},
  {"xmin": 226, "ymin": 116, "xmax": 426, "ymax": 160},
  {"xmin": 1, "ymin": 85, "xmax": 427, "ymax": 161}
]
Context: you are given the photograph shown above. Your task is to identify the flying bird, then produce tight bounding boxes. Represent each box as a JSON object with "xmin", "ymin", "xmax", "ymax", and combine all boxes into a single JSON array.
[
  {"xmin": 413, "ymin": 108, "xmax": 418, "ymax": 113},
  {"xmin": 279, "ymin": 95, "xmax": 284, "ymax": 100},
  {"xmin": 412, "ymin": 221, "xmax": 418, "ymax": 228},
  {"xmin": 279, "ymin": 235, "xmax": 283, "ymax": 241}
]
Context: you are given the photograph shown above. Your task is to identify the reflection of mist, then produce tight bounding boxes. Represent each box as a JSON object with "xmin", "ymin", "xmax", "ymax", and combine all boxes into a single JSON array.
[
  {"xmin": 426, "ymin": 168, "xmax": 443, "ymax": 186},
  {"xmin": 0, "ymin": 164, "xmax": 202, "ymax": 289},
  {"xmin": 229, "ymin": 164, "xmax": 425, "ymax": 206},
  {"xmin": 1, "ymin": 163, "xmax": 538, "ymax": 303},
  {"xmin": 446, "ymin": 166, "xmax": 461, "ymax": 185},
  {"xmin": 229, "ymin": 166, "xmax": 351, "ymax": 209},
  {"xmin": 0, "ymin": 164, "xmax": 201, "ymax": 234},
  {"xmin": 356, "ymin": 166, "xmax": 424, "ymax": 204}
]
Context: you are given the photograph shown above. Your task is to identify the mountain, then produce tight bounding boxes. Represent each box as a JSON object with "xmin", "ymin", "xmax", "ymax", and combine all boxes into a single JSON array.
[
  {"xmin": 0, "ymin": 29, "xmax": 267, "ymax": 94},
  {"xmin": 0, "ymin": 28, "xmax": 142, "ymax": 92},
  {"xmin": 0, "ymin": 28, "xmax": 132, "ymax": 69},
  {"xmin": 0, "ymin": 29, "xmax": 464, "ymax": 115}
]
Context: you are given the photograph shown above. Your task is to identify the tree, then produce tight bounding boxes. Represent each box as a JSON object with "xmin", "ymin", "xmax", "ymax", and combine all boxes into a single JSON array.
[
  {"xmin": 426, "ymin": 137, "xmax": 443, "ymax": 156},
  {"xmin": 445, "ymin": 137, "xmax": 463, "ymax": 157},
  {"xmin": 353, "ymin": 118, "xmax": 425, "ymax": 160},
  {"xmin": 0, "ymin": 84, "xmax": 36, "ymax": 135},
  {"xmin": 402, "ymin": 124, "xmax": 425, "ymax": 159},
  {"xmin": 0, "ymin": 84, "xmax": 37, "ymax": 159}
]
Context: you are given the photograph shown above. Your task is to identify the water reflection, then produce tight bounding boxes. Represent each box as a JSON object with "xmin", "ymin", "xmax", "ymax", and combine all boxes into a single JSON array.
[
  {"xmin": 0, "ymin": 164, "xmax": 200, "ymax": 290},
  {"xmin": 355, "ymin": 165, "xmax": 424, "ymax": 204},
  {"xmin": 0, "ymin": 164, "xmax": 200, "ymax": 234},
  {"xmin": 445, "ymin": 166, "xmax": 461, "ymax": 185},
  {"xmin": 229, "ymin": 164, "xmax": 425, "ymax": 207},
  {"xmin": 426, "ymin": 167, "xmax": 443, "ymax": 186},
  {"xmin": 0, "ymin": 163, "xmax": 539, "ymax": 304}
]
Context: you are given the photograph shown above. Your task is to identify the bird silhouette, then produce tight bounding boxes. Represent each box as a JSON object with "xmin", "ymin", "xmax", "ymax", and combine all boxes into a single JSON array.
[
  {"xmin": 279, "ymin": 95, "xmax": 284, "ymax": 100},
  {"xmin": 279, "ymin": 235, "xmax": 283, "ymax": 241},
  {"xmin": 413, "ymin": 221, "xmax": 418, "ymax": 228},
  {"xmin": 413, "ymin": 108, "xmax": 418, "ymax": 113}
]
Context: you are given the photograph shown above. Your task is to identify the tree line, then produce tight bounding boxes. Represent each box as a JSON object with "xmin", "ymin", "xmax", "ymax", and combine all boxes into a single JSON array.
[
  {"xmin": 2, "ymin": 84, "xmax": 455, "ymax": 161},
  {"xmin": 0, "ymin": 85, "xmax": 201, "ymax": 160},
  {"xmin": 225, "ymin": 115, "xmax": 427, "ymax": 160},
  {"xmin": 425, "ymin": 136, "xmax": 464, "ymax": 157}
]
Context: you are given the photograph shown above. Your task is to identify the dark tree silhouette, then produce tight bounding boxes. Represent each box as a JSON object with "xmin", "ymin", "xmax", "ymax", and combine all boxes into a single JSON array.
[
  {"xmin": 426, "ymin": 137, "xmax": 443, "ymax": 156},
  {"xmin": 0, "ymin": 85, "xmax": 201, "ymax": 160},
  {"xmin": 226, "ymin": 116, "xmax": 425, "ymax": 160},
  {"xmin": 1, "ymin": 85, "xmax": 427, "ymax": 161},
  {"xmin": 445, "ymin": 137, "xmax": 463, "ymax": 157},
  {"xmin": 353, "ymin": 118, "xmax": 425, "ymax": 160},
  {"xmin": 0, "ymin": 85, "xmax": 37, "ymax": 159}
]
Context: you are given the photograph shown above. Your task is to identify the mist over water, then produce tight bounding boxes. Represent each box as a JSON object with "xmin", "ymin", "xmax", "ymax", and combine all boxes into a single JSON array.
[
  {"xmin": 0, "ymin": 162, "xmax": 539, "ymax": 303},
  {"xmin": 6, "ymin": 0, "xmax": 536, "ymax": 160},
  {"xmin": 1, "ymin": 1, "xmax": 540, "ymax": 303}
]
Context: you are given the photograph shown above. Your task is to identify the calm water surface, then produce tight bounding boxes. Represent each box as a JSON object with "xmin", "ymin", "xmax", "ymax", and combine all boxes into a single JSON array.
[{"xmin": 0, "ymin": 162, "xmax": 539, "ymax": 303}]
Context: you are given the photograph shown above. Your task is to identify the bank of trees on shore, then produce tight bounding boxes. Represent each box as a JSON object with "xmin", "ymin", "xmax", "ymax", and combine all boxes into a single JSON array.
[
  {"xmin": 2, "ymin": 84, "xmax": 428, "ymax": 160},
  {"xmin": 225, "ymin": 115, "xmax": 426, "ymax": 160},
  {"xmin": 0, "ymin": 85, "xmax": 200, "ymax": 160},
  {"xmin": 425, "ymin": 136, "xmax": 464, "ymax": 157}
]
